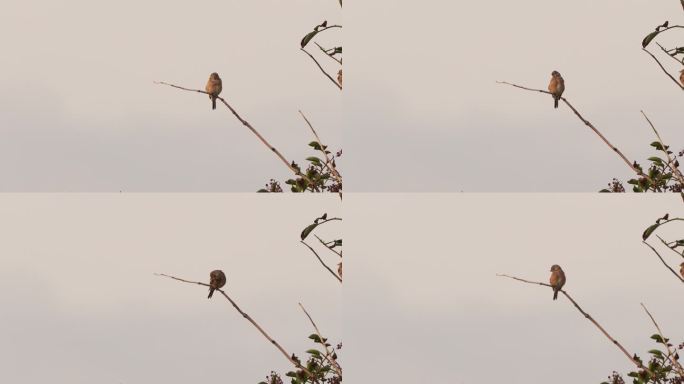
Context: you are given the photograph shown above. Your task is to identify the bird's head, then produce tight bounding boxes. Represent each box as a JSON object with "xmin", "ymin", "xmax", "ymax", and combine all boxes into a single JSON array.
[
  {"xmin": 551, "ymin": 70, "xmax": 561, "ymax": 77},
  {"xmin": 550, "ymin": 264, "xmax": 561, "ymax": 272},
  {"xmin": 210, "ymin": 72, "xmax": 220, "ymax": 80}
]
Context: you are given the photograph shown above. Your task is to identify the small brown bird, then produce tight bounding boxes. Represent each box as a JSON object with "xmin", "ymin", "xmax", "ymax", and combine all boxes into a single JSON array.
[
  {"xmin": 679, "ymin": 262, "xmax": 684, "ymax": 279},
  {"xmin": 205, "ymin": 72, "xmax": 223, "ymax": 110},
  {"xmin": 337, "ymin": 262, "xmax": 343, "ymax": 279},
  {"xmin": 208, "ymin": 269, "xmax": 226, "ymax": 299},
  {"xmin": 549, "ymin": 264, "xmax": 566, "ymax": 300},
  {"xmin": 548, "ymin": 71, "xmax": 565, "ymax": 109},
  {"xmin": 337, "ymin": 69, "xmax": 343, "ymax": 88},
  {"xmin": 679, "ymin": 69, "xmax": 684, "ymax": 87}
]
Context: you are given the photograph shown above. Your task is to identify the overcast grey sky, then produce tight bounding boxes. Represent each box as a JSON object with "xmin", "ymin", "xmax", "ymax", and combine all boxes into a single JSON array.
[
  {"xmin": 346, "ymin": 0, "xmax": 683, "ymax": 191},
  {"xmin": 0, "ymin": 0, "xmax": 341, "ymax": 191},
  {"xmin": 345, "ymin": 194, "xmax": 684, "ymax": 383},
  {"xmin": 0, "ymin": 195, "xmax": 341, "ymax": 383}
]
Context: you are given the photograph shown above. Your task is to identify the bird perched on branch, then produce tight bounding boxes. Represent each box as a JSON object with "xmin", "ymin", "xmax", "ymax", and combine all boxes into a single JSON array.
[
  {"xmin": 205, "ymin": 72, "xmax": 223, "ymax": 110},
  {"xmin": 208, "ymin": 269, "xmax": 226, "ymax": 298},
  {"xmin": 680, "ymin": 69, "xmax": 684, "ymax": 87},
  {"xmin": 548, "ymin": 71, "xmax": 565, "ymax": 109},
  {"xmin": 680, "ymin": 262, "xmax": 684, "ymax": 279},
  {"xmin": 549, "ymin": 264, "xmax": 566, "ymax": 300}
]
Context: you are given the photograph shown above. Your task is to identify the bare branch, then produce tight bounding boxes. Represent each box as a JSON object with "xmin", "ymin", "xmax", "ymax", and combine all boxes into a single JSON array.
[
  {"xmin": 154, "ymin": 273, "xmax": 315, "ymax": 378},
  {"xmin": 641, "ymin": 303, "xmax": 684, "ymax": 377},
  {"xmin": 642, "ymin": 48, "xmax": 684, "ymax": 90},
  {"xmin": 300, "ymin": 241, "xmax": 342, "ymax": 283},
  {"xmin": 497, "ymin": 81, "xmax": 653, "ymax": 184},
  {"xmin": 497, "ymin": 273, "xmax": 653, "ymax": 375},
  {"xmin": 301, "ymin": 49, "xmax": 342, "ymax": 90},
  {"xmin": 314, "ymin": 234, "xmax": 342, "ymax": 258},
  {"xmin": 154, "ymin": 81, "xmax": 314, "ymax": 187},
  {"xmin": 314, "ymin": 42, "xmax": 342, "ymax": 65},
  {"xmin": 642, "ymin": 240, "xmax": 684, "ymax": 283},
  {"xmin": 298, "ymin": 302, "xmax": 342, "ymax": 377}
]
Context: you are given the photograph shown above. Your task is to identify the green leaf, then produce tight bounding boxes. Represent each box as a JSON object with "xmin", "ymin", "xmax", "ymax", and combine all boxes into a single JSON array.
[
  {"xmin": 301, "ymin": 223, "xmax": 319, "ymax": 240},
  {"xmin": 301, "ymin": 30, "xmax": 319, "ymax": 48},
  {"xmin": 642, "ymin": 223, "xmax": 660, "ymax": 240},
  {"xmin": 306, "ymin": 156, "xmax": 322, "ymax": 165},
  {"xmin": 308, "ymin": 141, "xmax": 322, "ymax": 150},
  {"xmin": 650, "ymin": 141, "xmax": 664, "ymax": 151},
  {"xmin": 306, "ymin": 349, "xmax": 321, "ymax": 356},
  {"xmin": 642, "ymin": 31, "xmax": 660, "ymax": 48}
]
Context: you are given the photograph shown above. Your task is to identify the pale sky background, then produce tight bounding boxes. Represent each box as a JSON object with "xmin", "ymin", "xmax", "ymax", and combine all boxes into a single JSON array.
[
  {"xmin": 0, "ymin": 0, "xmax": 341, "ymax": 191},
  {"xmin": 345, "ymin": 194, "xmax": 684, "ymax": 383},
  {"xmin": 346, "ymin": 0, "xmax": 684, "ymax": 191},
  {"xmin": 0, "ymin": 195, "xmax": 342, "ymax": 383}
]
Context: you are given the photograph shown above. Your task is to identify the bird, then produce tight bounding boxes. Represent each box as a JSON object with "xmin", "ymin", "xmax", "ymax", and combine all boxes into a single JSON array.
[
  {"xmin": 548, "ymin": 71, "xmax": 565, "ymax": 109},
  {"xmin": 205, "ymin": 72, "xmax": 223, "ymax": 110},
  {"xmin": 680, "ymin": 69, "xmax": 684, "ymax": 87},
  {"xmin": 549, "ymin": 264, "xmax": 566, "ymax": 300},
  {"xmin": 680, "ymin": 262, "xmax": 684, "ymax": 279},
  {"xmin": 208, "ymin": 269, "xmax": 226, "ymax": 299},
  {"xmin": 337, "ymin": 69, "xmax": 343, "ymax": 87}
]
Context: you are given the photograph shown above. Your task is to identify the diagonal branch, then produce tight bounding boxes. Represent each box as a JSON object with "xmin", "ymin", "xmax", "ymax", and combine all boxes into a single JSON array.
[
  {"xmin": 643, "ymin": 240, "xmax": 684, "ymax": 283},
  {"xmin": 641, "ymin": 303, "xmax": 684, "ymax": 377},
  {"xmin": 314, "ymin": 234, "xmax": 342, "ymax": 258},
  {"xmin": 301, "ymin": 49, "xmax": 342, "ymax": 90},
  {"xmin": 298, "ymin": 302, "xmax": 342, "ymax": 377},
  {"xmin": 314, "ymin": 42, "xmax": 342, "ymax": 65},
  {"xmin": 154, "ymin": 273, "xmax": 315, "ymax": 379},
  {"xmin": 642, "ymin": 48, "xmax": 684, "ymax": 90},
  {"xmin": 300, "ymin": 240, "xmax": 342, "ymax": 283},
  {"xmin": 154, "ymin": 81, "xmax": 313, "ymax": 187},
  {"xmin": 641, "ymin": 110, "xmax": 684, "ymax": 186},
  {"xmin": 299, "ymin": 110, "xmax": 342, "ymax": 185},
  {"xmin": 497, "ymin": 273, "xmax": 653, "ymax": 376},
  {"xmin": 497, "ymin": 81, "xmax": 653, "ymax": 184}
]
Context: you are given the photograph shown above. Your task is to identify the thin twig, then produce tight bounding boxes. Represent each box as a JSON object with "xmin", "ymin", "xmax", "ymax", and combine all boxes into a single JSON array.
[
  {"xmin": 642, "ymin": 48, "xmax": 684, "ymax": 90},
  {"xmin": 497, "ymin": 273, "xmax": 653, "ymax": 375},
  {"xmin": 640, "ymin": 110, "xmax": 684, "ymax": 186},
  {"xmin": 314, "ymin": 234, "xmax": 342, "ymax": 258},
  {"xmin": 154, "ymin": 81, "xmax": 314, "ymax": 187},
  {"xmin": 301, "ymin": 49, "xmax": 342, "ymax": 90},
  {"xmin": 298, "ymin": 302, "xmax": 342, "ymax": 377},
  {"xmin": 154, "ymin": 273, "xmax": 315, "ymax": 378},
  {"xmin": 299, "ymin": 110, "xmax": 342, "ymax": 184},
  {"xmin": 314, "ymin": 42, "xmax": 342, "ymax": 65},
  {"xmin": 640, "ymin": 303, "xmax": 684, "ymax": 377},
  {"xmin": 655, "ymin": 42, "xmax": 684, "ymax": 66},
  {"xmin": 497, "ymin": 81, "xmax": 654, "ymax": 184},
  {"xmin": 300, "ymin": 241, "xmax": 342, "ymax": 283},
  {"xmin": 643, "ymin": 240, "xmax": 684, "ymax": 283}
]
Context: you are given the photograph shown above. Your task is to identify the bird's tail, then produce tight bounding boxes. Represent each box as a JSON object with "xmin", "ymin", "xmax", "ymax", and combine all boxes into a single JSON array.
[
  {"xmin": 554, "ymin": 97, "xmax": 559, "ymax": 109},
  {"xmin": 212, "ymin": 97, "xmax": 216, "ymax": 110},
  {"xmin": 553, "ymin": 289, "xmax": 558, "ymax": 300},
  {"xmin": 208, "ymin": 288, "xmax": 214, "ymax": 299}
]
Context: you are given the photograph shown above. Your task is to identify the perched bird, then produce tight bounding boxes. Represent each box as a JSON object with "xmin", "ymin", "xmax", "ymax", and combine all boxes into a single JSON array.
[
  {"xmin": 680, "ymin": 69, "xmax": 684, "ymax": 87},
  {"xmin": 337, "ymin": 262, "xmax": 343, "ymax": 279},
  {"xmin": 337, "ymin": 69, "xmax": 343, "ymax": 88},
  {"xmin": 548, "ymin": 71, "xmax": 565, "ymax": 109},
  {"xmin": 549, "ymin": 264, "xmax": 566, "ymax": 300},
  {"xmin": 205, "ymin": 72, "xmax": 223, "ymax": 110},
  {"xmin": 680, "ymin": 262, "xmax": 684, "ymax": 279},
  {"xmin": 208, "ymin": 269, "xmax": 226, "ymax": 299}
]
